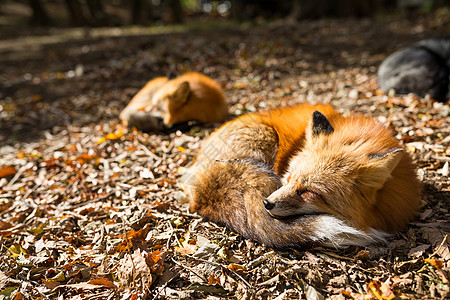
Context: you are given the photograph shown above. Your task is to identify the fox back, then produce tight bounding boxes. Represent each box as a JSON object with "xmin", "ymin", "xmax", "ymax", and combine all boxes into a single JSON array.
[
  {"xmin": 183, "ymin": 104, "xmax": 421, "ymax": 248},
  {"xmin": 120, "ymin": 72, "xmax": 228, "ymax": 131},
  {"xmin": 377, "ymin": 38, "xmax": 450, "ymax": 102}
]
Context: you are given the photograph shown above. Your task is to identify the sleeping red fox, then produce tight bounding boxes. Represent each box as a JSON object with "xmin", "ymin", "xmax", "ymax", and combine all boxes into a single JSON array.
[
  {"xmin": 120, "ymin": 72, "xmax": 228, "ymax": 131},
  {"xmin": 182, "ymin": 104, "xmax": 421, "ymax": 248}
]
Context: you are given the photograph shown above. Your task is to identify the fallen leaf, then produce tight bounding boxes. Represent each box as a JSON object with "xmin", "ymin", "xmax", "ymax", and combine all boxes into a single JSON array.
[
  {"xmin": 354, "ymin": 250, "xmax": 370, "ymax": 261},
  {"xmin": 0, "ymin": 287, "xmax": 18, "ymax": 298},
  {"xmin": 47, "ymin": 271, "xmax": 66, "ymax": 282},
  {"xmin": 12, "ymin": 291, "xmax": 25, "ymax": 300},
  {"xmin": 419, "ymin": 228, "xmax": 450, "ymax": 260},
  {"xmin": 88, "ymin": 278, "xmax": 117, "ymax": 288},
  {"xmin": 0, "ymin": 221, "xmax": 13, "ymax": 231},
  {"xmin": 208, "ymin": 274, "xmax": 220, "ymax": 285},
  {"xmin": 217, "ymin": 247, "xmax": 229, "ymax": 260},
  {"xmin": 114, "ymin": 224, "xmax": 150, "ymax": 253},
  {"xmin": 5, "ymin": 244, "xmax": 26, "ymax": 257},
  {"xmin": 176, "ymin": 232, "xmax": 197, "ymax": 256},
  {"xmin": 192, "ymin": 238, "xmax": 220, "ymax": 259},
  {"xmin": 227, "ymin": 263, "xmax": 246, "ymax": 272},
  {"xmin": 367, "ymin": 280, "xmax": 403, "ymax": 300},
  {"xmin": 187, "ymin": 283, "xmax": 228, "ymax": 295},
  {"xmin": 42, "ymin": 279, "xmax": 60, "ymax": 290},
  {"xmin": 117, "ymin": 249, "xmax": 152, "ymax": 289},
  {"xmin": 304, "ymin": 282, "xmax": 325, "ymax": 300},
  {"xmin": 146, "ymin": 249, "xmax": 166, "ymax": 275},
  {"xmin": 424, "ymin": 258, "xmax": 448, "ymax": 283},
  {"xmin": 424, "ymin": 258, "xmax": 443, "ymax": 269},
  {"xmin": 0, "ymin": 166, "xmax": 15, "ymax": 178},
  {"xmin": 437, "ymin": 161, "xmax": 449, "ymax": 176},
  {"xmin": 97, "ymin": 130, "xmax": 124, "ymax": 144},
  {"xmin": 408, "ymin": 244, "xmax": 430, "ymax": 258},
  {"xmin": 0, "ymin": 271, "xmax": 8, "ymax": 290},
  {"xmin": 60, "ymin": 283, "xmax": 104, "ymax": 290}
]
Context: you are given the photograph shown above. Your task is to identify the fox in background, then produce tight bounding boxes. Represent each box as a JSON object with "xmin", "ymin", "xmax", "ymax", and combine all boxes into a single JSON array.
[
  {"xmin": 120, "ymin": 72, "xmax": 228, "ymax": 132},
  {"xmin": 182, "ymin": 104, "xmax": 421, "ymax": 248},
  {"xmin": 378, "ymin": 38, "xmax": 450, "ymax": 102}
]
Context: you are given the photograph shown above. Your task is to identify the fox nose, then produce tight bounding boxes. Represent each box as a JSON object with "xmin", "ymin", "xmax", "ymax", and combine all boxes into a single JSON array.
[{"xmin": 263, "ymin": 199, "xmax": 275, "ymax": 210}]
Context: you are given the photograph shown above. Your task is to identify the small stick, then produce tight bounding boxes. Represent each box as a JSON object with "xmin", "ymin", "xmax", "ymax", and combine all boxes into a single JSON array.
[
  {"xmin": 190, "ymin": 256, "xmax": 252, "ymax": 288},
  {"xmin": 6, "ymin": 165, "xmax": 25, "ymax": 188},
  {"xmin": 139, "ymin": 144, "xmax": 160, "ymax": 161},
  {"xmin": 430, "ymin": 234, "xmax": 448, "ymax": 258},
  {"xmin": 167, "ymin": 220, "xmax": 183, "ymax": 248},
  {"xmin": 246, "ymin": 251, "xmax": 275, "ymax": 269},
  {"xmin": 152, "ymin": 272, "xmax": 180, "ymax": 299},
  {"xmin": 171, "ymin": 258, "xmax": 207, "ymax": 282}
]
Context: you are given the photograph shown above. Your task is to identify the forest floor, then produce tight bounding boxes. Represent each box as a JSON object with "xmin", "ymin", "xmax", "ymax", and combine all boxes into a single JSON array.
[{"xmin": 0, "ymin": 11, "xmax": 449, "ymax": 300}]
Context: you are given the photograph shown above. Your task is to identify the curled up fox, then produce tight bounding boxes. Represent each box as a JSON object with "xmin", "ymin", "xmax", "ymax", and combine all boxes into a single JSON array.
[
  {"xmin": 120, "ymin": 72, "xmax": 228, "ymax": 131},
  {"xmin": 182, "ymin": 104, "xmax": 421, "ymax": 248}
]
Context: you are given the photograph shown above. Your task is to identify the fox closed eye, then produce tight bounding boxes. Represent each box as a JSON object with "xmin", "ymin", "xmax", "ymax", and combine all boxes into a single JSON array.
[
  {"xmin": 296, "ymin": 189, "xmax": 308, "ymax": 196},
  {"xmin": 297, "ymin": 190, "xmax": 321, "ymax": 203}
]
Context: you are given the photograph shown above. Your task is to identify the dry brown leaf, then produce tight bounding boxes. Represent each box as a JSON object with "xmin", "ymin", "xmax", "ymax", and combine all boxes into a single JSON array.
[
  {"xmin": 0, "ymin": 271, "xmax": 8, "ymax": 290},
  {"xmin": 354, "ymin": 250, "xmax": 370, "ymax": 261},
  {"xmin": 88, "ymin": 278, "xmax": 117, "ymax": 288},
  {"xmin": 208, "ymin": 274, "xmax": 220, "ymax": 285},
  {"xmin": 368, "ymin": 280, "xmax": 396, "ymax": 300},
  {"xmin": 114, "ymin": 224, "xmax": 150, "ymax": 253},
  {"xmin": 42, "ymin": 279, "xmax": 61, "ymax": 290},
  {"xmin": 0, "ymin": 221, "xmax": 13, "ymax": 231},
  {"xmin": 176, "ymin": 232, "xmax": 198, "ymax": 256},
  {"xmin": 424, "ymin": 258, "xmax": 443, "ymax": 270},
  {"xmin": 304, "ymin": 282, "xmax": 325, "ymax": 300},
  {"xmin": 424, "ymin": 258, "xmax": 448, "ymax": 283},
  {"xmin": 12, "ymin": 291, "xmax": 25, "ymax": 300},
  {"xmin": 419, "ymin": 228, "xmax": 450, "ymax": 261},
  {"xmin": 146, "ymin": 249, "xmax": 166, "ymax": 275},
  {"xmin": 117, "ymin": 249, "xmax": 152, "ymax": 289},
  {"xmin": 97, "ymin": 130, "xmax": 124, "ymax": 144},
  {"xmin": 227, "ymin": 263, "xmax": 246, "ymax": 272},
  {"xmin": 408, "ymin": 244, "xmax": 430, "ymax": 258},
  {"xmin": 176, "ymin": 243, "xmax": 197, "ymax": 256},
  {"xmin": 61, "ymin": 283, "xmax": 103, "ymax": 290},
  {"xmin": 0, "ymin": 166, "xmax": 15, "ymax": 178}
]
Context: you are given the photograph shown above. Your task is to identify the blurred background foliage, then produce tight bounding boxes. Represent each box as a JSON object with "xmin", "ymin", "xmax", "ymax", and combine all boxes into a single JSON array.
[{"xmin": 0, "ymin": 0, "xmax": 448, "ymax": 28}]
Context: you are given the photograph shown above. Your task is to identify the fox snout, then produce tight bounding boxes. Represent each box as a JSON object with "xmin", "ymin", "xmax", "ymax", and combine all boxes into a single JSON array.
[
  {"xmin": 263, "ymin": 199, "xmax": 275, "ymax": 210},
  {"xmin": 264, "ymin": 185, "xmax": 326, "ymax": 218},
  {"xmin": 264, "ymin": 186, "xmax": 300, "ymax": 217},
  {"xmin": 127, "ymin": 111, "xmax": 164, "ymax": 132}
]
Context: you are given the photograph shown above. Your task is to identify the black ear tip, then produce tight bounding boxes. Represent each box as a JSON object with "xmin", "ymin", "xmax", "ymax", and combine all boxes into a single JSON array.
[
  {"xmin": 312, "ymin": 110, "xmax": 334, "ymax": 136},
  {"xmin": 312, "ymin": 111, "xmax": 328, "ymax": 126},
  {"xmin": 369, "ymin": 148, "xmax": 404, "ymax": 159},
  {"xmin": 312, "ymin": 110, "xmax": 324, "ymax": 118}
]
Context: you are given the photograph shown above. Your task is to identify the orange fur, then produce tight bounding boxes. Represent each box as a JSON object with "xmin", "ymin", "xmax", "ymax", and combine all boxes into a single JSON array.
[
  {"xmin": 119, "ymin": 72, "xmax": 228, "ymax": 131},
  {"xmin": 182, "ymin": 104, "xmax": 421, "ymax": 248}
]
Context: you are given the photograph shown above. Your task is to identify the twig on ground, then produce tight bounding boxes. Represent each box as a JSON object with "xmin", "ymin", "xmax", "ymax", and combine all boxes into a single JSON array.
[
  {"xmin": 430, "ymin": 234, "xmax": 448, "ymax": 258},
  {"xmin": 139, "ymin": 144, "xmax": 160, "ymax": 161},
  {"xmin": 246, "ymin": 251, "xmax": 275, "ymax": 269},
  {"xmin": 190, "ymin": 256, "xmax": 252, "ymax": 288},
  {"xmin": 171, "ymin": 258, "xmax": 207, "ymax": 282}
]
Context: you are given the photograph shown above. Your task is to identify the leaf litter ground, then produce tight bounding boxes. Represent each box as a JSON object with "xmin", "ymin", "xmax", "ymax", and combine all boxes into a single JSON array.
[{"xmin": 0, "ymin": 14, "xmax": 449, "ymax": 299}]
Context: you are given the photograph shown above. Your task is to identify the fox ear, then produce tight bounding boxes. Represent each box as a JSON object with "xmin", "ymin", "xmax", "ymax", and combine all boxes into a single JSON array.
[
  {"xmin": 311, "ymin": 111, "xmax": 334, "ymax": 137},
  {"xmin": 360, "ymin": 148, "xmax": 404, "ymax": 189},
  {"xmin": 171, "ymin": 82, "xmax": 190, "ymax": 104},
  {"xmin": 368, "ymin": 148, "xmax": 403, "ymax": 173}
]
